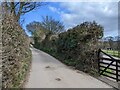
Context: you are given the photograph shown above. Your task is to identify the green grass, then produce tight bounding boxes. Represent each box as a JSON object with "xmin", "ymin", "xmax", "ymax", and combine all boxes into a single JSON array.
[
  {"xmin": 100, "ymin": 67, "xmax": 112, "ymax": 76},
  {"xmin": 102, "ymin": 50, "xmax": 119, "ymax": 58}
]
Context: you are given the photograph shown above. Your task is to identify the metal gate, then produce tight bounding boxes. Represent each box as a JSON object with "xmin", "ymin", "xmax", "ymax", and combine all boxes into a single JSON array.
[{"xmin": 98, "ymin": 49, "xmax": 120, "ymax": 82}]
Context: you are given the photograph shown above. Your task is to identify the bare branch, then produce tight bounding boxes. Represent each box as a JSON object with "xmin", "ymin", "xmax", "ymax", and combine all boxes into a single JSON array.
[
  {"xmin": 14, "ymin": 2, "xmax": 19, "ymax": 7},
  {"xmin": 3, "ymin": 2, "xmax": 48, "ymax": 21}
]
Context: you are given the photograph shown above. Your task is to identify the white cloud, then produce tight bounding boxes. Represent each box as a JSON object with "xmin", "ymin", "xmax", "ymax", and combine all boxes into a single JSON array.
[
  {"xmin": 39, "ymin": 0, "xmax": 119, "ymax": 2},
  {"xmin": 48, "ymin": 6, "xmax": 57, "ymax": 12},
  {"xmin": 49, "ymin": 2, "xmax": 118, "ymax": 37}
]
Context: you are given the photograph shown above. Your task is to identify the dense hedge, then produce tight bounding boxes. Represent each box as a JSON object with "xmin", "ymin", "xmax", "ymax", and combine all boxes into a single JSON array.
[
  {"xmin": 0, "ymin": 10, "xmax": 2, "ymax": 87},
  {"xmin": 57, "ymin": 22, "xmax": 103, "ymax": 73},
  {"xmin": 2, "ymin": 14, "xmax": 32, "ymax": 88},
  {"xmin": 35, "ymin": 21, "xmax": 103, "ymax": 76}
]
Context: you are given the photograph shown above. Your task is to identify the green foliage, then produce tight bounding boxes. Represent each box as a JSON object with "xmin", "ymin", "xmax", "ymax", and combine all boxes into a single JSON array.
[
  {"xmin": 57, "ymin": 21, "xmax": 103, "ymax": 60},
  {"xmin": 27, "ymin": 16, "xmax": 64, "ymax": 49},
  {"xmin": 26, "ymin": 21, "xmax": 46, "ymax": 46},
  {"xmin": 34, "ymin": 21, "xmax": 103, "ymax": 76},
  {"xmin": 26, "ymin": 21, "xmax": 42, "ymax": 34}
]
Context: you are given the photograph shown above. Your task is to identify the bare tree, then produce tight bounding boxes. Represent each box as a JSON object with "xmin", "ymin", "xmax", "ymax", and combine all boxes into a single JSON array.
[
  {"xmin": 2, "ymin": 1, "xmax": 46, "ymax": 21},
  {"xmin": 41, "ymin": 15, "xmax": 64, "ymax": 34}
]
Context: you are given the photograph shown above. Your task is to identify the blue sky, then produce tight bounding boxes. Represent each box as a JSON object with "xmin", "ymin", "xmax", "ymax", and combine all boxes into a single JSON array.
[
  {"xmin": 21, "ymin": 2, "xmax": 61, "ymax": 36},
  {"xmin": 21, "ymin": 2, "xmax": 118, "ymax": 37}
]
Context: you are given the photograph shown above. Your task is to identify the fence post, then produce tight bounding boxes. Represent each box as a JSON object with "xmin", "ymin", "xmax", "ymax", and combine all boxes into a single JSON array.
[
  {"xmin": 98, "ymin": 49, "xmax": 101, "ymax": 74},
  {"xmin": 118, "ymin": 61, "xmax": 120, "ymax": 89},
  {"xmin": 118, "ymin": 81, "xmax": 120, "ymax": 89},
  {"xmin": 116, "ymin": 61, "xmax": 118, "ymax": 82}
]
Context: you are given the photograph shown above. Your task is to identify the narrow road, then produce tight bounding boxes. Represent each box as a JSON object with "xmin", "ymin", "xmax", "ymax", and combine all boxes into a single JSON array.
[{"xmin": 25, "ymin": 48, "xmax": 112, "ymax": 88}]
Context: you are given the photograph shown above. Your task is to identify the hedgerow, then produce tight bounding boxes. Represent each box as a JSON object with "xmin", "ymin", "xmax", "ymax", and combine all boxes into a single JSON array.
[
  {"xmin": 34, "ymin": 21, "xmax": 103, "ymax": 76},
  {"xmin": 2, "ymin": 14, "xmax": 32, "ymax": 88}
]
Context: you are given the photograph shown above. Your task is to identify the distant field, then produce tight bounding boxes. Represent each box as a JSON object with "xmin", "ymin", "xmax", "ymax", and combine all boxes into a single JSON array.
[{"xmin": 102, "ymin": 50, "xmax": 119, "ymax": 58}]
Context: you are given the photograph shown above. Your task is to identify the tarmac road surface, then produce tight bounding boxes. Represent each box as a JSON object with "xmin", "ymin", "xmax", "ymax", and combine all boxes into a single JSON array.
[{"xmin": 25, "ymin": 48, "xmax": 112, "ymax": 88}]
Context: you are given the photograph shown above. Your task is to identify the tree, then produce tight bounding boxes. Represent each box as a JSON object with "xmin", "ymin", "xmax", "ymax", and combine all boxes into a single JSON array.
[
  {"xmin": 108, "ymin": 36, "xmax": 114, "ymax": 50},
  {"xmin": 26, "ymin": 21, "xmax": 42, "ymax": 34},
  {"xmin": 73, "ymin": 21, "xmax": 103, "ymax": 44},
  {"xmin": 2, "ymin": 1, "xmax": 46, "ymax": 21},
  {"xmin": 41, "ymin": 15, "xmax": 64, "ymax": 34},
  {"xmin": 26, "ymin": 16, "xmax": 64, "ymax": 36},
  {"xmin": 26, "ymin": 16, "xmax": 64, "ymax": 40},
  {"xmin": 26, "ymin": 21, "xmax": 45, "ymax": 46},
  {"xmin": 26, "ymin": 16, "xmax": 64, "ymax": 48}
]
